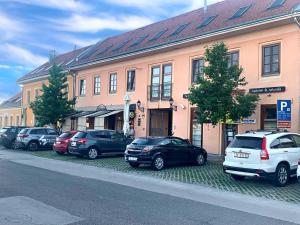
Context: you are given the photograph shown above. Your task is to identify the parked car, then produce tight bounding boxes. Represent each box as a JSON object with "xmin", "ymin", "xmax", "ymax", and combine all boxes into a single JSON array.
[
  {"xmin": 0, "ymin": 126, "xmax": 27, "ymax": 148},
  {"xmin": 125, "ymin": 137, "xmax": 207, "ymax": 170},
  {"xmin": 223, "ymin": 131, "xmax": 300, "ymax": 187},
  {"xmin": 297, "ymin": 159, "xmax": 300, "ymax": 183},
  {"xmin": 39, "ymin": 134, "xmax": 59, "ymax": 150},
  {"xmin": 16, "ymin": 127, "xmax": 59, "ymax": 151},
  {"xmin": 68, "ymin": 130, "xmax": 133, "ymax": 159},
  {"xmin": 53, "ymin": 131, "xmax": 77, "ymax": 155}
]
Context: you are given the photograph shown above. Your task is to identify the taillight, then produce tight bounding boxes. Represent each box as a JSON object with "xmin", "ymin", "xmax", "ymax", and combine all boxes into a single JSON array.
[
  {"xmin": 298, "ymin": 159, "xmax": 300, "ymax": 165},
  {"xmin": 260, "ymin": 137, "xmax": 269, "ymax": 160},
  {"xmin": 78, "ymin": 138, "xmax": 87, "ymax": 144},
  {"xmin": 143, "ymin": 146, "xmax": 153, "ymax": 153},
  {"xmin": 18, "ymin": 134, "xmax": 28, "ymax": 138}
]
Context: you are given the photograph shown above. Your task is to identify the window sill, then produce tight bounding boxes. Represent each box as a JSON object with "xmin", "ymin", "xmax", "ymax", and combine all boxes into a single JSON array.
[
  {"xmin": 126, "ymin": 90, "xmax": 135, "ymax": 92},
  {"xmin": 261, "ymin": 73, "xmax": 280, "ymax": 77}
]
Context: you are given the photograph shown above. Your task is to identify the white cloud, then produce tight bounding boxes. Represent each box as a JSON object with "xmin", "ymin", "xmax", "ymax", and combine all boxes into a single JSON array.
[
  {"xmin": 52, "ymin": 14, "xmax": 154, "ymax": 33},
  {"xmin": 57, "ymin": 34, "xmax": 99, "ymax": 47},
  {"xmin": 0, "ymin": 11, "xmax": 25, "ymax": 41},
  {"xmin": 10, "ymin": 0, "xmax": 90, "ymax": 12},
  {"xmin": 0, "ymin": 44, "xmax": 47, "ymax": 67}
]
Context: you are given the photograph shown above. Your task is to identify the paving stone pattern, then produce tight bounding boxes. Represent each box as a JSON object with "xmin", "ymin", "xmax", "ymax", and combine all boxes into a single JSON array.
[{"xmin": 16, "ymin": 150, "xmax": 300, "ymax": 204}]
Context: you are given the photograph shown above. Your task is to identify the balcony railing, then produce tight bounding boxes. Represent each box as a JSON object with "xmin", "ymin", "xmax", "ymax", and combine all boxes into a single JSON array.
[{"xmin": 148, "ymin": 83, "xmax": 173, "ymax": 101}]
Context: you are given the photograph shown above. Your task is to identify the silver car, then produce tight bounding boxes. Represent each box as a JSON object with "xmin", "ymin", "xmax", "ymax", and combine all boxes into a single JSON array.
[{"xmin": 16, "ymin": 127, "xmax": 58, "ymax": 151}]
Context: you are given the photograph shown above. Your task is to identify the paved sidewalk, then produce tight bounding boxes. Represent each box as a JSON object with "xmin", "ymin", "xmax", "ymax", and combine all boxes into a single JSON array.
[{"xmin": 1, "ymin": 149, "xmax": 300, "ymax": 225}]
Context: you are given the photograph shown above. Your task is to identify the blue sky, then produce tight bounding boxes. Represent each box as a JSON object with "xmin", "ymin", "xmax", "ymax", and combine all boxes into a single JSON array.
[{"xmin": 0, "ymin": 0, "xmax": 222, "ymax": 103}]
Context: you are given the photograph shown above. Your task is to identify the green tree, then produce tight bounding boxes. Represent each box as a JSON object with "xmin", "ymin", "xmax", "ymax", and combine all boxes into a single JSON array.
[
  {"xmin": 188, "ymin": 42, "xmax": 259, "ymax": 149},
  {"xmin": 30, "ymin": 64, "xmax": 75, "ymax": 128}
]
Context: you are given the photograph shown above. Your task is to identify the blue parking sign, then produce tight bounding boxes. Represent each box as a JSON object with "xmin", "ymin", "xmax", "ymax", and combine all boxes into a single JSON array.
[{"xmin": 277, "ymin": 100, "xmax": 291, "ymax": 128}]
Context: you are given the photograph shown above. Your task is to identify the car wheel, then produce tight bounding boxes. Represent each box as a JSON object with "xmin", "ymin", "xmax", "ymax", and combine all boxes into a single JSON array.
[
  {"xmin": 28, "ymin": 141, "xmax": 39, "ymax": 151},
  {"xmin": 152, "ymin": 155, "xmax": 165, "ymax": 171},
  {"xmin": 231, "ymin": 174, "xmax": 245, "ymax": 181},
  {"xmin": 87, "ymin": 147, "xmax": 98, "ymax": 160},
  {"xmin": 195, "ymin": 153, "xmax": 206, "ymax": 166},
  {"xmin": 10, "ymin": 141, "xmax": 16, "ymax": 150},
  {"xmin": 129, "ymin": 162, "xmax": 139, "ymax": 168},
  {"xmin": 274, "ymin": 164, "xmax": 289, "ymax": 187},
  {"xmin": 56, "ymin": 151, "xmax": 64, "ymax": 155}
]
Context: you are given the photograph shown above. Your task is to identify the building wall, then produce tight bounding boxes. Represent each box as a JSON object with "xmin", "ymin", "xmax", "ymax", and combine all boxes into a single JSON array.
[
  {"xmin": 21, "ymin": 75, "xmax": 74, "ymax": 127},
  {"xmin": 74, "ymin": 23, "xmax": 300, "ymax": 155},
  {"xmin": 0, "ymin": 108, "xmax": 22, "ymax": 128}
]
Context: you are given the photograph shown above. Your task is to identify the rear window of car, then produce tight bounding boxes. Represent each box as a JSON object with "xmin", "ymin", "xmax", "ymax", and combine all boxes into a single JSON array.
[
  {"xmin": 73, "ymin": 132, "xmax": 87, "ymax": 138},
  {"xmin": 132, "ymin": 138, "xmax": 163, "ymax": 145},
  {"xmin": 229, "ymin": 136, "xmax": 262, "ymax": 150},
  {"xmin": 59, "ymin": 132, "xmax": 72, "ymax": 138},
  {"xmin": 19, "ymin": 129, "xmax": 29, "ymax": 134}
]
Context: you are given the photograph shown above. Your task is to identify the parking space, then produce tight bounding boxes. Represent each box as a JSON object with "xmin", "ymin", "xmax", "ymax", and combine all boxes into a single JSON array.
[{"xmin": 22, "ymin": 149, "xmax": 300, "ymax": 205}]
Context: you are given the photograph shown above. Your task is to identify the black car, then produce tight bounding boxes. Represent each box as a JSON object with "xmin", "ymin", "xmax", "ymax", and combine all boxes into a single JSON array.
[
  {"xmin": 125, "ymin": 137, "xmax": 207, "ymax": 170},
  {"xmin": 0, "ymin": 126, "xmax": 27, "ymax": 148},
  {"xmin": 68, "ymin": 130, "xmax": 133, "ymax": 160}
]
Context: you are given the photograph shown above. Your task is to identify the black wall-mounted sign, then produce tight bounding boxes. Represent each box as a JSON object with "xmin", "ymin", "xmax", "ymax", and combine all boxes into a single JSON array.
[
  {"xmin": 183, "ymin": 94, "xmax": 190, "ymax": 99},
  {"xmin": 249, "ymin": 86, "xmax": 286, "ymax": 94}
]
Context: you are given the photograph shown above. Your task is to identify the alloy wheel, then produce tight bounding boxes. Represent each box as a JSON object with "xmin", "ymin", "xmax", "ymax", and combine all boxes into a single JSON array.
[
  {"xmin": 278, "ymin": 167, "xmax": 288, "ymax": 185},
  {"xmin": 88, "ymin": 148, "xmax": 98, "ymax": 159},
  {"xmin": 196, "ymin": 154, "xmax": 205, "ymax": 166},
  {"xmin": 154, "ymin": 156, "xmax": 164, "ymax": 170}
]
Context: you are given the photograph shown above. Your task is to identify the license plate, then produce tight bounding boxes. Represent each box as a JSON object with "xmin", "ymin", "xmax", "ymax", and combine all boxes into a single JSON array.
[
  {"xmin": 71, "ymin": 142, "xmax": 77, "ymax": 147},
  {"xmin": 128, "ymin": 157, "xmax": 137, "ymax": 161},
  {"xmin": 234, "ymin": 152, "xmax": 250, "ymax": 159}
]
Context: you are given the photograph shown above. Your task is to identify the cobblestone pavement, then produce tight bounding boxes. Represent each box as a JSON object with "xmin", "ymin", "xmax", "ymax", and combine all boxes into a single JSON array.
[{"xmin": 4, "ymin": 148, "xmax": 300, "ymax": 204}]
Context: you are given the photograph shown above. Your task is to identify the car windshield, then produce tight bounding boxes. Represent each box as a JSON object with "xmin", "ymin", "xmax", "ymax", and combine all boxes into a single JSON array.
[
  {"xmin": 59, "ymin": 132, "xmax": 72, "ymax": 138},
  {"xmin": 0, "ymin": 128, "xmax": 8, "ymax": 133},
  {"xmin": 132, "ymin": 138, "xmax": 163, "ymax": 145},
  {"xmin": 229, "ymin": 136, "xmax": 262, "ymax": 150},
  {"xmin": 73, "ymin": 132, "xmax": 87, "ymax": 139},
  {"xmin": 19, "ymin": 129, "xmax": 29, "ymax": 134}
]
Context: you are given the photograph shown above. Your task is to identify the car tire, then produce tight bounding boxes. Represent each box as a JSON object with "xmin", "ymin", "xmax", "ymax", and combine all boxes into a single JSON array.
[
  {"xmin": 28, "ymin": 141, "xmax": 39, "ymax": 151},
  {"xmin": 87, "ymin": 147, "xmax": 98, "ymax": 160},
  {"xmin": 274, "ymin": 163, "xmax": 289, "ymax": 187},
  {"xmin": 56, "ymin": 151, "xmax": 64, "ymax": 155},
  {"xmin": 151, "ymin": 155, "xmax": 165, "ymax": 171},
  {"xmin": 129, "ymin": 162, "xmax": 139, "ymax": 168},
  {"xmin": 195, "ymin": 153, "xmax": 206, "ymax": 166},
  {"xmin": 10, "ymin": 140, "xmax": 16, "ymax": 150},
  {"xmin": 231, "ymin": 174, "xmax": 245, "ymax": 181}
]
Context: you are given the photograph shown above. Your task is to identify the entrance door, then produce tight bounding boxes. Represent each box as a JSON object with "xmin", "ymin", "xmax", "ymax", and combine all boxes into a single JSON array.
[
  {"xmin": 190, "ymin": 108, "xmax": 202, "ymax": 147},
  {"xmin": 149, "ymin": 109, "xmax": 172, "ymax": 136},
  {"xmin": 261, "ymin": 105, "xmax": 277, "ymax": 131}
]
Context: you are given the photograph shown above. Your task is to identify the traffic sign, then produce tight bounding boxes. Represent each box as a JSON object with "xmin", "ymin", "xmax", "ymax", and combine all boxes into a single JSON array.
[{"xmin": 277, "ymin": 100, "xmax": 291, "ymax": 128}]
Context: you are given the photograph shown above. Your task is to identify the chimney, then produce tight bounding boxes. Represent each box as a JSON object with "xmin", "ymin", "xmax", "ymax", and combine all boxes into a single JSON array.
[
  {"xmin": 204, "ymin": 0, "xmax": 208, "ymax": 14},
  {"xmin": 49, "ymin": 49, "xmax": 56, "ymax": 65}
]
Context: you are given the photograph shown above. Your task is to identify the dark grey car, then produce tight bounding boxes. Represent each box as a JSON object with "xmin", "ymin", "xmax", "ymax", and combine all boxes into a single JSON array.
[{"xmin": 16, "ymin": 127, "xmax": 59, "ymax": 151}]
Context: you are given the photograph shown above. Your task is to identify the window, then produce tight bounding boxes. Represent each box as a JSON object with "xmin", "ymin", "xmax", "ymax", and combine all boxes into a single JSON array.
[
  {"xmin": 171, "ymin": 23, "xmax": 189, "ymax": 36},
  {"xmin": 27, "ymin": 90, "xmax": 31, "ymax": 104},
  {"xmin": 10, "ymin": 116, "xmax": 13, "ymax": 126},
  {"xmin": 151, "ymin": 66, "xmax": 161, "ymax": 99},
  {"xmin": 268, "ymin": 0, "xmax": 286, "ymax": 9},
  {"xmin": 228, "ymin": 51, "xmax": 239, "ymax": 67},
  {"xmin": 229, "ymin": 137, "xmax": 262, "ymax": 150},
  {"xmin": 192, "ymin": 58, "xmax": 204, "ymax": 83},
  {"xmin": 79, "ymin": 79, "xmax": 86, "ymax": 96},
  {"xmin": 94, "ymin": 76, "xmax": 101, "ymax": 95},
  {"xmin": 30, "ymin": 129, "xmax": 46, "ymax": 135},
  {"xmin": 130, "ymin": 36, "xmax": 148, "ymax": 47},
  {"xmin": 292, "ymin": 135, "xmax": 300, "ymax": 147},
  {"xmin": 47, "ymin": 129, "xmax": 58, "ymax": 135},
  {"xmin": 170, "ymin": 138, "xmax": 189, "ymax": 147},
  {"xmin": 149, "ymin": 29, "xmax": 168, "ymax": 42},
  {"xmin": 230, "ymin": 5, "xmax": 251, "ymax": 19},
  {"xmin": 35, "ymin": 89, "xmax": 39, "ymax": 98},
  {"xmin": 112, "ymin": 41, "xmax": 129, "ymax": 52},
  {"xmin": 109, "ymin": 73, "xmax": 117, "ymax": 94},
  {"xmin": 127, "ymin": 70, "xmax": 135, "ymax": 91},
  {"xmin": 197, "ymin": 15, "xmax": 218, "ymax": 29},
  {"xmin": 278, "ymin": 136, "xmax": 297, "ymax": 148},
  {"xmin": 262, "ymin": 44, "xmax": 280, "ymax": 76},
  {"xmin": 162, "ymin": 64, "xmax": 172, "ymax": 99}
]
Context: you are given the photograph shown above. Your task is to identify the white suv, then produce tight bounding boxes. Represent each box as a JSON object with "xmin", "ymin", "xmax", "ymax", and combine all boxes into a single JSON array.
[{"xmin": 223, "ymin": 131, "xmax": 300, "ymax": 187}]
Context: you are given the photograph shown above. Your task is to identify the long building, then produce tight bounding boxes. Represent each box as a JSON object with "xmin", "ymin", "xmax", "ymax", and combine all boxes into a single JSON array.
[
  {"xmin": 0, "ymin": 93, "xmax": 22, "ymax": 128},
  {"xmin": 17, "ymin": 0, "xmax": 300, "ymax": 155}
]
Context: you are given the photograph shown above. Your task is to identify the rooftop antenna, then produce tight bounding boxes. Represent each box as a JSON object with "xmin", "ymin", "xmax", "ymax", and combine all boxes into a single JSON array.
[{"xmin": 204, "ymin": 0, "xmax": 208, "ymax": 14}]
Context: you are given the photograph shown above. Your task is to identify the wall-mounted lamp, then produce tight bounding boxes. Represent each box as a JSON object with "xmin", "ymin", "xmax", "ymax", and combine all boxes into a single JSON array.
[
  {"xmin": 136, "ymin": 100, "xmax": 144, "ymax": 112},
  {"xmin": 169, "ymin": 97, "xmax": 177, "ymax": 111}
]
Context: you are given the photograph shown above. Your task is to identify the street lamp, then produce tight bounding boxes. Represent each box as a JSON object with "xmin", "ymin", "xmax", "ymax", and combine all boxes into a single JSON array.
[
  {"xmin": 136, "ymin": 100, "xmax": 144, "ymax": 112},
  {"xmin": 169, "ymin": 97, "xmax": 177, "ymax": 111}
]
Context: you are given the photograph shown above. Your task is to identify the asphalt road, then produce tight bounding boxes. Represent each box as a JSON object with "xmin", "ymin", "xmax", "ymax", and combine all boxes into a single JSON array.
[{"xmin": 0, "ymin": 159, "xmax": 297, "ymax": 225}]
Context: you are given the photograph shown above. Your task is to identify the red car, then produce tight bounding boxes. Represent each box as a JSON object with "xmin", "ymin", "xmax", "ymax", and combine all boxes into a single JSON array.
[{"xmin": 53, "ymin": 131, "xmax": 77, "ymax": 155}]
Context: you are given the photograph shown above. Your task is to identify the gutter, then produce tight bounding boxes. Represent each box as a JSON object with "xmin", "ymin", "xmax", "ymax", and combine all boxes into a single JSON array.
[{"xmin": 70, "ymin": 12, "xmax": 299, "ymax": 71}]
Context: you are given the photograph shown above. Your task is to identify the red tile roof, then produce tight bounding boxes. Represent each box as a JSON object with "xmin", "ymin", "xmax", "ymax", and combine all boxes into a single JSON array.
[
  {"xmin": 0, "ymin": 92, "xmax": 22, "ymax": 109},
  {"xmin": 17, "ymin": 46, "xmax": 90, "ymax": 83},
  {"xmin": 71, "ymin": 0, "xmax": 300, "ymax": 68}
]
